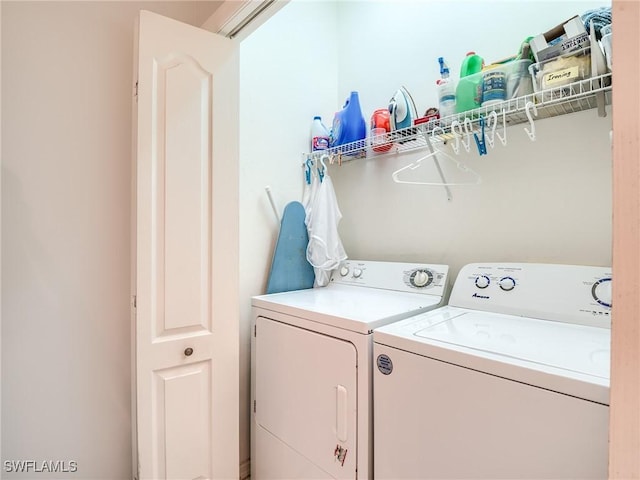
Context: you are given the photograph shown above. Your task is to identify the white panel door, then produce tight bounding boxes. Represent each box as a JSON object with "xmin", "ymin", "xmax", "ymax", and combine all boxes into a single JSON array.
[
  {"xmin": 134, "ymin": 10, "xmax": 239, "ymax": 480},
  {"xmin": 255, "ymin": 317, "xmax": 357, "ymax": 480}
]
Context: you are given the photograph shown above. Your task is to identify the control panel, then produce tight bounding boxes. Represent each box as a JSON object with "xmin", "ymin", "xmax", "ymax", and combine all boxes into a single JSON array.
[
  {"xmin": 449, "ymin": 263, "xmax": 612, "ymax": 328},
  {"xmin": 331, "ymin": 260, "xmax": 449, "ymax": 296}
]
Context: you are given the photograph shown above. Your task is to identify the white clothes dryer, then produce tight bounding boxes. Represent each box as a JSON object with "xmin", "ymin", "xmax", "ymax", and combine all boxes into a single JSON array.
[
  {"xmin": 374, "ymin": 263, "xmax": 611, "ymax": 480},
  {"xmin": 251, "ymin": 260, "xmax": 449, "ymax": 480}
]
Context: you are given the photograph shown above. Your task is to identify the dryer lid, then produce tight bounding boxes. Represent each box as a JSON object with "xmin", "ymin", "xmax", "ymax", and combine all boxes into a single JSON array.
[{"xmin": 253, "ymin": 284, "xmax": 442, "ymax": 334}]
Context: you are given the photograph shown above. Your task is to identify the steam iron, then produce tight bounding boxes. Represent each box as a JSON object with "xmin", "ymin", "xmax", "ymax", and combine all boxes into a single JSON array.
[{"xmin": 388, "ymin": 86, "xmax": 418, "ymax": 131}]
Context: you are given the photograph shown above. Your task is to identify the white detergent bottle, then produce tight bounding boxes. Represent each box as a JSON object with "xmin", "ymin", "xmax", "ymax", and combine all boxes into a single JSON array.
[
  {"xmin": 437, "ymin": 57, "xmax": 456, "ymax": 123},
  {"xmin": 311, "ymin": 116, "xmax": 330, "ymax": 151}
]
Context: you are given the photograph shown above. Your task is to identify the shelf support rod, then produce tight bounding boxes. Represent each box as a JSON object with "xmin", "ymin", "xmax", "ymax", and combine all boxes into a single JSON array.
[{"xmin": 425, "ymin": 132, "xmax": 453, "ymax": 202}]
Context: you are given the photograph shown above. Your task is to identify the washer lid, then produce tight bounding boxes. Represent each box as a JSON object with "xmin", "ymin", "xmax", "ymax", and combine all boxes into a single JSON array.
[
  {"xmin": 252, "ymin": 284, "xmax": 443, "ymax": 334},
  {"xmin": 374, "ymin": 307, "xmax": 610, "ymax": 404},
  {"xmin": 415, "ymin": 311, "xmax": 610, "ymax": 379}
]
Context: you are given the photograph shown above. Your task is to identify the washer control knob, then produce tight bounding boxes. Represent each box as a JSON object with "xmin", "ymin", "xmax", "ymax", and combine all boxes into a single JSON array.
[
  {"xmin": 411, "ymin": 270, "xmax": 433, "ymax": 288},
  {"xmin": 592, "ymin": 278, "xmax": 612, "ymax": 308},
  {"xmin": 340, "ymin": 266, "xmax": 350, "ymax": 277},
  {"xmin": 499, "ymin": 276, "xmax": 516, "ymax": 291},
  {"xmin": 475, "ymin": 275, "xmax": 490, "ymax": 289},
  {"xmin": 353, "ymin": 268, "xmax": 363, "ymax": 278}
]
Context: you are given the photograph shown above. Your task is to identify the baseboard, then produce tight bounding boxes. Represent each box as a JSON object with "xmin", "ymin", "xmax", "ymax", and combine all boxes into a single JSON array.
[{"xmin": 240, "ymin": 459, "xmax": 250, "ymax": 480}]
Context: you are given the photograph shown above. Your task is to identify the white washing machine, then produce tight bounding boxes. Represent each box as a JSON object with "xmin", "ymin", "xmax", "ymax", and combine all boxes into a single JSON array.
[
  {"xmin": 374, "ymin": 263, "xmax": 611, "ymax": 480},
  {"xmin": 251, "ymin": 260, "xmax": 450, "ymax": 480}
]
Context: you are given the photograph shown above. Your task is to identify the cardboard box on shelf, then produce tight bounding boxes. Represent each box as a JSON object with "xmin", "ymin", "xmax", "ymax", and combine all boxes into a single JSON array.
[{"xmin": 530, "ymin": 16, "xmax": 590, "ymax": 63}]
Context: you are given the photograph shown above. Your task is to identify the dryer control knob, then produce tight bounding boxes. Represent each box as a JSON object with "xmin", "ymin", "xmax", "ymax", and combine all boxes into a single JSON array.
[
  {"xmin": 499, "ymin": 276, "xmax": 516, "ymax": 291},
  {"xmin": 411, "ymin": 270, "xmax": 433, "ymax": 288},
  {"xmin": 592, "ymin": 278, "xmax": 612, "ymax": 308},
  {"xmin": 353, "ymin": 268, "xmax": 363, "ymax": 278},
  {"xmin": 340, "ymin": 266, "xmax": 350, "ymax": 277},
  {"xmin": 475, "ymin": 275, "xmax": 490, "ymax": 289}
]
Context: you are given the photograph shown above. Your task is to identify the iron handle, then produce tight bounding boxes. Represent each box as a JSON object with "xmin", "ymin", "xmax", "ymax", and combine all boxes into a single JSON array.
[{"xmin": 184, "ymin": 347, "xmax": 194, "ymax": 357}]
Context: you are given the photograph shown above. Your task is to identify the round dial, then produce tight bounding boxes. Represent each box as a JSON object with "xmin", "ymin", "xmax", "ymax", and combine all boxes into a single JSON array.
[
  {"xmin": 411, "ymin": 269, "xmax": 433, "ymax": 288},
  {"xmin": 340, "ymin": 266, "xmax": 350, "ymax": 277},
  {"xmin": 591, "ymin": 278, "xmax": 612, "ymax": 308},
  {"xmin": 499, "ymin": 276, "xmax": 516, "ymax": 291},
  {"xmin": 475, "ymin": 275, "xmax": 490, "ymax": 289},
  {"xmin": 353, "ymin": 268, "xmax": 363, "ymax": 278}
]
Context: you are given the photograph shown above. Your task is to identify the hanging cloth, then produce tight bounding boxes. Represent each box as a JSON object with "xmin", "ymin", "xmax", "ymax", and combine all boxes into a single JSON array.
[{"xmin": 305, "ymin": 175, "xmax": 347, "ymax": 287}]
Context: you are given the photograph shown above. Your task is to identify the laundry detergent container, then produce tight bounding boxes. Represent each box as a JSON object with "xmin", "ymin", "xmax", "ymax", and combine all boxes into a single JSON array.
[
  {"xmin": 456, "ymin": 59, "xmax": 533, "ymax": 113},
  {"xmin": 330, "ymin": 91, "xmax": 366, "ymax": 148},
  {"xmin": 456, "ymin": 52, "xmax": 484, "ymax": 113}
]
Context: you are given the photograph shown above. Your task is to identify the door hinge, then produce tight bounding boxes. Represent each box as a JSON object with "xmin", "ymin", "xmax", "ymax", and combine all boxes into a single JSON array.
[
  {"xmin": 134, "ymin": 80, "xmax": 138, "ymax": 101},
  {"xmin": 253, "ymin": 400, "xmax": 256, "ymax": 413},
  {"xmin": 254, "ymin": 324, "xmax": 257, "ymax": 337},
  {"xmin": 131, "ymin": 295, "xmax": 137, "ymax": 309}
]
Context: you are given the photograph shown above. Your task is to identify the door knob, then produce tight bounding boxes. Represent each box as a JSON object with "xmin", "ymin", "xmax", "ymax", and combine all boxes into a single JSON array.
[{"xmin": 184, "ymin": 347, "xmax": 194, "ymax": 357}]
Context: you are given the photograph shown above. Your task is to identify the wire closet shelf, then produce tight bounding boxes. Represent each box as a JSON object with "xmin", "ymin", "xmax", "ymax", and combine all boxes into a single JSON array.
[{"xmin": 307, "ymin": 72, "xmax": 612, "ymax": 161}]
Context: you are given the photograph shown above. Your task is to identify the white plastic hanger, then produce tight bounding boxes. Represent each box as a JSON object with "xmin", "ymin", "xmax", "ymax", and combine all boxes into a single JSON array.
[
  {"xmin": 524, "ymin": 101, "xmax": 538, "ymax": 141},
  {"xmin": 496, "ymin": 109, "xmax": 508, "ymax": 146},
  {"xmin": 391, "ymin": 131, "xmax": 481, "ymax": 188},
  {"xmin": 486, "ymin": 109, "xmax": 508, "ymax": 148},
  {"xmin": 485, "ymin": 112, "xmax": 496, "ymax": 149},
  {"xmin": 318, "ymin": 153, "xmax": 329, "ymax": 182},
  {"xmin": 461, "ymin": 118, "xmax": 473, "ymax": 152},
  {"xmin": 319, "ymin": 153, "xmax": 329, "ymax": 170},
  {"xmin": 450, "ymin": 120, "xmax": 462, "ymax": 155},
  {"xmin": 449, "ymin": 119, "xmax": 473, "ymax": 155}
]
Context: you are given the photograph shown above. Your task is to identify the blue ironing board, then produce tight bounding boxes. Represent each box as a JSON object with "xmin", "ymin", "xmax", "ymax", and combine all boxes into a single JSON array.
[{"xmin": 266, "ymin": 201, "xmax": 315, "ymax": 294}]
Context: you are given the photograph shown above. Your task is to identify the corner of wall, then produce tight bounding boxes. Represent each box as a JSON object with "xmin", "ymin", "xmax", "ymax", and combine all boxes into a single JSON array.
[{"xmin": 0, "ymin": 0, "xmax": 3, "ymax": 472}]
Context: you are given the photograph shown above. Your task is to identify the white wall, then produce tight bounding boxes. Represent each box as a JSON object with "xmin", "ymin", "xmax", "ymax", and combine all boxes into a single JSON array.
[
  {"xmin": 239, "ymin": 0, "xmax": 612, "ymax": 467},
  {"xmin": 238, "ymin": 0, "xmax": 339, "ymax": 466},
  {"xmin": 332, "ymin": 110, "xmax": 611, "ymax": 274},
  {"xmin": 1, "ymin": 2, "xmax": 219, "ymax": 478}
]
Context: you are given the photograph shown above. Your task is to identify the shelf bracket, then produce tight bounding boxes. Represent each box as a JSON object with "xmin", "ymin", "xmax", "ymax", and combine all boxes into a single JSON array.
[{"xmin": 424, "ymin": 132, "xmax": 453, "ymax": 202}]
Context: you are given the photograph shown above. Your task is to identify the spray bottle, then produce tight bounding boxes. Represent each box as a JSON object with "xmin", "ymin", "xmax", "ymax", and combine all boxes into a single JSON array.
[{"xmin": 436, "ymin": 57, "xmax": 456, "ymax": 122}]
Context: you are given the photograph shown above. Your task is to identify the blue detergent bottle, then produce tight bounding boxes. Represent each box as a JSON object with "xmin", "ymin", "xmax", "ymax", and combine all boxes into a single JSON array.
[{"xmin": 330, "ymin": 91, "xmax": 366, "ymax": 148}]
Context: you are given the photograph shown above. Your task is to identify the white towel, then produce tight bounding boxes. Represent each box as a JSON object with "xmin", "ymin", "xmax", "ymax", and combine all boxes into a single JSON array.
[{"xmin": 305, "ymin": 175, "xmax": 347, "ymax": 287}]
